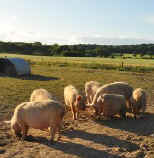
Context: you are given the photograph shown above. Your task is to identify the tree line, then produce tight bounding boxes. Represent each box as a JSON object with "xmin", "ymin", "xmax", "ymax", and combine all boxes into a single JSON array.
[{"xmin": 0, "ymin": 41, "xmax": 154, "ymax": 58}]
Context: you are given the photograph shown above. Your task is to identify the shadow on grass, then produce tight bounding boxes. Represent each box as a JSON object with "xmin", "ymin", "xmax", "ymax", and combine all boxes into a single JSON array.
[
  {"xmin": 94, "ymin": 112, "xmax": 154, "ymax": 136},
  {"xmin": 0, "ymin": 73, "xmax": 59, "ymax": 81},
  {"xmin": 25, "ymin": 135, "xmax": 122, "ymax": 158},
  {"xmin": 19, "ymin": 74, "xmax": 59, "ymax": 81}
]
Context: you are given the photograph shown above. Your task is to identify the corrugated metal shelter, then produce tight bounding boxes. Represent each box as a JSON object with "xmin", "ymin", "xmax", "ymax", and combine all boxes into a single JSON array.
[{"xmin": 0, "ymin": 57, "xmax": 31, "ymax": 76}]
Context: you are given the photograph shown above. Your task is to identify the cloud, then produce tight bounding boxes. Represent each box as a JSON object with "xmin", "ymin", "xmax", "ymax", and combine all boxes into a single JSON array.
[
  {"xmin": 0, "ymin": 31, "xmax": 37, "ymax": 42},
  {"xmin": 76, "ymin": 35, "xmax": 154, "ymax": 45},
  {"xmin": 0, "ymin": 30, "xmax": 154, "ymax": 45},
  {"xmin": 11, "ymin": 16, "xmax": 17, "ymax": 21}
]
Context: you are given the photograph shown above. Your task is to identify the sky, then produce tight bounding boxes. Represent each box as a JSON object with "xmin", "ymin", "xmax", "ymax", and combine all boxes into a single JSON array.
[{"xmin": 1, "ymin": 0, "xmax": 154, "ymax": 45}]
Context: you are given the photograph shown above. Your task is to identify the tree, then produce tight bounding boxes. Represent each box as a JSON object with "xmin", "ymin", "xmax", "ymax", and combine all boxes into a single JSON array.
[
  {"xmin": 147, "ymin": 51, "xmax": 154, "ymax": 59},
  {"xmin": 49, "ymin": 44, "xmax": 61, "ymax": 56}
]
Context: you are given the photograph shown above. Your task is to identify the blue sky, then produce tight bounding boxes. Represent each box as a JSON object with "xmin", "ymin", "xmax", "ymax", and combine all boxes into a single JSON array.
[{"xmin": 1, "ymin": 0, "xmax": 154, "ymax": 45}]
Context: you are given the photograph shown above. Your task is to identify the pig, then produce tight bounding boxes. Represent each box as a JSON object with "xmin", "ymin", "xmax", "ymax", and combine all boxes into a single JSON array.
[
  {"xmin": 93, "ymin": 94, "xmax": 126, "ymax": 119},
  {"xmin": 64, "ymin": 85, "xmax": 85, "ymax": 120},
  {"xmin": 7, "ymin": 100, "xmax": 65, "ymax": 143},
  {"xmin": 30, "ymin": 88, "xmax": 54, "ymax": 102},
  {"xmin": 130, "ymin": 88, "xmax": 147, "ymax": 119},
  {"xmin": 91, "ymin": 82, "xmax": 133, "ymax": 114},
  {"xmin": 85, "ymin": 81, "xmax": 101, "ymax": 105}
]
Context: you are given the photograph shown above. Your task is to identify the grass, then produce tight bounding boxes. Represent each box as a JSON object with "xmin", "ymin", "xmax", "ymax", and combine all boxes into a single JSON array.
[
  {"xmin": 1, "ymin": 53, "xmax": 154, "ymax": 72},
  {"xmin": 0, "ymin": 53, "xmax": 154, "ymax": 157}
]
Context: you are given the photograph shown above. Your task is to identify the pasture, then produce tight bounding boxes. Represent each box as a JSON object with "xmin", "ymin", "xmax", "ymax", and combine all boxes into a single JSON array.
[{"xmin": 0, "ymin": 53, "xmax": 154, "ymax": 158}]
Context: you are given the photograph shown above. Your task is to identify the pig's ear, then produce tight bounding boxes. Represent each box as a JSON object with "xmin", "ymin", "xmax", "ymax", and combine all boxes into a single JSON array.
[
  {"xmin": 101, "ymin": 98, "xmax": 105, "ymax": 103},
  {"xmin": 97, "ymin": 95, "xmax": 102, "ymax": 102},
  {"xmin": 77, "ymin": 95, "xmax": 82, "ymax": 101}
]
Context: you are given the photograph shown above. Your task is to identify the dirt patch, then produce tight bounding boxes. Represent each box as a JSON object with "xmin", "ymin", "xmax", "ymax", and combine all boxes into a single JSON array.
[{"xmin": 0, "ymin": 107, "xmax": 154, "ymax": 158}]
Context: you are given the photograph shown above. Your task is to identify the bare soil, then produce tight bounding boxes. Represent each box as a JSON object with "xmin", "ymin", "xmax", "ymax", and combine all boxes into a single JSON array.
[{"xmin": 0, "ymin": 106, "xmax": 154, "ymax": 158}]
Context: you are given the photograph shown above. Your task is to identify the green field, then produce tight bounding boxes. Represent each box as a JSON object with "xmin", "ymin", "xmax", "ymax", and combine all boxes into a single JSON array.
[
  {"xmin": 0, "ymin": 53, "xmax": 154, "ymax": 113},
  {"xmin": 1, "ymin": 53, "xmax": 154, "ymax": 72},
  {"xmin": 0, "ymin": 53, "xmax": 154, "ymax": 158}
]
